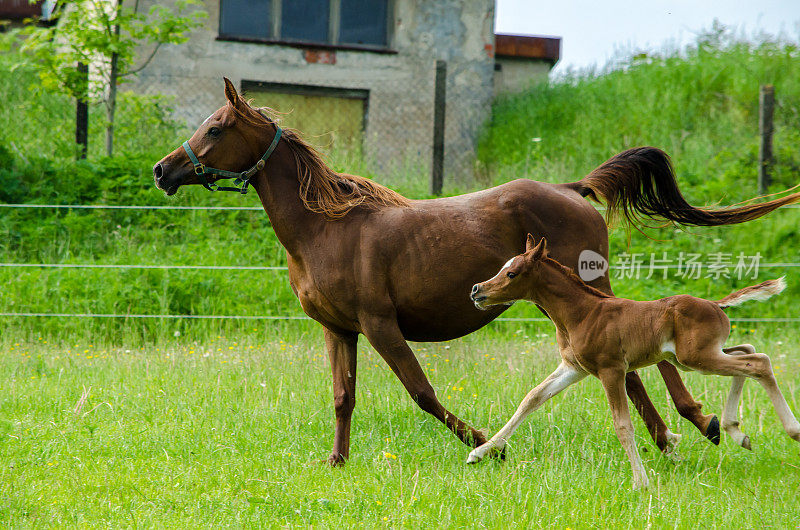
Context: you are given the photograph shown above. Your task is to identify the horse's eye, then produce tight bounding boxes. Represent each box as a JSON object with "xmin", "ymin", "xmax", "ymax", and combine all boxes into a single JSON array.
[
  {"xmin": 506, "ymin": 271, "xmax": 516, "ymax": 279},
  {"xmin": 208, "ymin": 126, "xmax": 221, "ymax": 137}
]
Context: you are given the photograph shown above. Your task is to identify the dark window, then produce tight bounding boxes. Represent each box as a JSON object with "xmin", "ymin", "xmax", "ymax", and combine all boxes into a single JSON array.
[
  {"xmin": 281, "ymin": 0, "xmax": 329, "ymax": 42},
  {"xmin": 219, "ymin": 0, "xmax": 390, "ymax": 49},
  {"xmin": 339, "ymin": 0, "xmax": 387, "ymax": 46},
  {"xmin": 219, "ymin": 0, "xmax": 271, "ymax": 39}
]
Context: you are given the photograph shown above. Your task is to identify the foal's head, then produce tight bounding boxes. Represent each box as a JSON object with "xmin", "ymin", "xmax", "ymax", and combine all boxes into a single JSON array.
[
  {"xmin": 470, "ymin": 234, "xmax": 548, "ymax": 310},
  {"xmin": 153, "ymin": 78, "xmax": 276, "ymax": 195}
]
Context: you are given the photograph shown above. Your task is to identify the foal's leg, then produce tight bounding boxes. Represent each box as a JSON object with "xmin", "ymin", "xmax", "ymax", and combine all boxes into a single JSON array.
[
  {"xmin": 721, "ymin": 344, "xmax": 756, "ymax": 449},
  {"xmin": 600, "ymin": 368, "xmax": 649, "ymax": 490},
  {"xmin": 360, "ymin": 315, "xmax": 486, "ymax": 447},
  {"xmin": 591, "ymin": 277, "xmax": 702, "ymax": 452},
  {"xmin": 625, "ymin": 371, "xmax": 680, "ymax": 453},
  {"xmin": 324, "ymin": 328, "xmax": 358, "ymax": 465},
  {"xmin": 657, "ymin": 361, "xmax": 720, "ymax": 445},
  {"xmin": 679, "ymin": 347, "xmax": 800, "ymax": 445},
  {"xmin": 466, "ymin": 361, "xmax": 586, "ymax": 464}
]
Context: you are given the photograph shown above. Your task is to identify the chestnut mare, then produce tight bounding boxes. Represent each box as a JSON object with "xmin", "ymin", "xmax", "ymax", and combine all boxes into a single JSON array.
[
  {"xmin": 153, "ymin": 79, "xmax": 800, "ymax": 464},
  {"xmin": 467, "ymin": 235, "xmax": 798, "ymax": 489}
]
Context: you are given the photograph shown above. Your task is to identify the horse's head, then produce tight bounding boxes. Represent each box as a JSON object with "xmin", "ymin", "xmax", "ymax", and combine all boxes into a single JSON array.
[
  {"xmin": 470, "ymin": 234, "xmax": 548, "ymax": 310},
  {"xmin": 153, "ymin": 78, "xmax": 272, "ymax": 195}
]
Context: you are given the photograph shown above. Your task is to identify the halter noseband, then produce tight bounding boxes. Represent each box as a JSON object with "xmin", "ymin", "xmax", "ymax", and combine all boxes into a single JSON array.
[{"xmin": 181, "ymin": 126, "xmax": 282, "ymax": 194}]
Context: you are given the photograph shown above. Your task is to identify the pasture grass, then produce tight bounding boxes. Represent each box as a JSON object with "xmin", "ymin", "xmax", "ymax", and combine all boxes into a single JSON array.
[{"xmin": 2, "ymin": 326, "xmax": 799, "ymax": 527}]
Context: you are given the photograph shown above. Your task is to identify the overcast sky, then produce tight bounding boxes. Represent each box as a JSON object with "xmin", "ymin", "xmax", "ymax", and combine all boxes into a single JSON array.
[{"xmin": 495, "ymin": 1, "xmax": 800, "ymax": 75}]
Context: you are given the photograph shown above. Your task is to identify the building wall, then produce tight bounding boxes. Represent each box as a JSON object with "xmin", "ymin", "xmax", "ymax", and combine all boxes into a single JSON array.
[
  {"xmin": 494, "ymin": 57, "xmax": 552, "ymax": 96},
  {"xmin": 131, "ymin": 0, "xmax": 495, "ymax": 184}
]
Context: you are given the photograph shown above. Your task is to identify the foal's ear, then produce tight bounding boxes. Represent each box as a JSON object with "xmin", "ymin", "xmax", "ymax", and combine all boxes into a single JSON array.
[
  {"xmin": 528, "ymin": 235, "xmax": 548, "ymax": 260},
  {"xmin": 525, "ymin": 233, "xmax": 537, "ymax": 252},
  {"xmin": 223, "ymin": 77, "xmax": 239, "ymax": 107}
]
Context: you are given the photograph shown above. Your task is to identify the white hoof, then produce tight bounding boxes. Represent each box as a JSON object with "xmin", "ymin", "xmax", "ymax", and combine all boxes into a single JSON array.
[
  {"xmin": 664, "ymin": 431, "xmax": 682, "ymax": 461},
  {"xmin": 466, "ymin": 442, "xmax": 494, "ymax": 464},
  {"xmin": 665, "ymin": 431, "xmax": 682, "ymax": 451},
  {"xmin": 723, "ymin": 421, "xmax": 751, "ymax": 450}
]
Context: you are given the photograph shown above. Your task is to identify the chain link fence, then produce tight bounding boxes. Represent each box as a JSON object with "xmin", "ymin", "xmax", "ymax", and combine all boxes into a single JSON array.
[{"xmin": 132, "ymin": 58, "xmax": 491, "ymax": 191}]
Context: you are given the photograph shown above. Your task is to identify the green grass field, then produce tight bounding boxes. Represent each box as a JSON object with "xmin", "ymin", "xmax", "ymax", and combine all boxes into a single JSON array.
[
  {"xmin": 3, "ymin": 25, "xmax": 800, "ymax": 527},
  {"xmin": 2, "ymin": 325, "xmax": 799, "ymax": 527}
]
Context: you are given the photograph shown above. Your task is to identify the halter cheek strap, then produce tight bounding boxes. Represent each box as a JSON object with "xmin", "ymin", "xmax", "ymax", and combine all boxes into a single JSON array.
[{"xmin": 181, "ymin": 126, "xmax": 282, "ymax": 194}]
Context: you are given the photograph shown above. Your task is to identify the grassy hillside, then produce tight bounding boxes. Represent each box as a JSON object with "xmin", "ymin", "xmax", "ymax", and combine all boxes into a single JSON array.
[
  {"xmin": 478, "ymin": 27, "xmax": 800, "ymax": 198},
  {"xmin": 1, "ymin": 27, "xmax": 799, "ymax": 343}
]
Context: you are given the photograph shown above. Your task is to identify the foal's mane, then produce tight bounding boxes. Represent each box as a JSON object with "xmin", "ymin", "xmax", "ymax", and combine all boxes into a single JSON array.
[
  {"xmin": 541, "ymin": 256, "xmax": 614, "ymax": 299},
  {"xmin": 229, "ymin": 98, "xmax": 410, "ymax": 219}
]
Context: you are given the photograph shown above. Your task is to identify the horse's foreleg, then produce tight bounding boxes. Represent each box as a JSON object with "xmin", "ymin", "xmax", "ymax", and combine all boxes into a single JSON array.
[
  {"xmin": 602, "ymin": 367, "xmax": 649, "ymax": 490},
  {"xmin": 657, "ymin": 361, "xmax": 720, "ymax": 445},
  {"xmin": 360, "ymin": 314, "xmax": 486, "ymax": 448},
  {"xmin": 467, "ymin": 361, "xmax": 586, "ymax": 464},
  {"xmin": 625, "ymin": 371, "xmax": 678, "ymax": 453},
  {"xmin": 324, "ymin": 328, "xmax": 358, "ymax": 465}
]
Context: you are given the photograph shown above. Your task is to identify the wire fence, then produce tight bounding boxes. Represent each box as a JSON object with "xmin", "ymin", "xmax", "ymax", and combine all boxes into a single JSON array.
[
  {"xmin": 133, "ymin": 63, "xmax": 491, "ymax": 187},
  {"xmin": 2, "ymin": 201, "xmax": 799, "ymax": 324}
]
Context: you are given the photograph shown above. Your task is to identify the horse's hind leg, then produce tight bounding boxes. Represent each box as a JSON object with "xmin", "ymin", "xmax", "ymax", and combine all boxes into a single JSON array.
[
  {"xmin": 657, "ymin": 361, "xmax": 720, "ymax": 445},
  {"xmin": 625, "ymin": 371, "xmax": 681, "ymax": 453},
  {"xmin": 324, "ymin": 328, "xmax": 358, "ymax": 465},
  {"xmin": 360, "ymin": 314, "xmax": 487, "ymax": 448},
  {"xmin": 467, "ymin": 361, "xmax": 586, "ymax": 464},
  {"xmin": 721, "ymin": 344, "xmax": 755, "ymax": 449},
  {"xmin": 679, "ymin": 345, "xmax": 800, "ymax": 446},
  {"xmin": 600, "ymin": 367, "xmax": 649, "ymax": 490}
]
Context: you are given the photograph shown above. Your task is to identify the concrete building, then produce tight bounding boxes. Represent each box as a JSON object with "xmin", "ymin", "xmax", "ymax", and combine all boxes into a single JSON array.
[
  {"xmin": 0, "ymin": 0, "xmax": 56, "ymax": 29},
  {"xmin": 494, "ymin": 33, "xmax": 560, "ymax": 95},
  {"xmin": 130, "ymin": 0, "xmax": 559, "ymax": 184}
]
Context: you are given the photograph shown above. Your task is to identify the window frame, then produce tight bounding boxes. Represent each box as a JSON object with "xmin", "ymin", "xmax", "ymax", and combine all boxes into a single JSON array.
[{"xmin": 217, "ymin": 0, "xmax": 396, "ymax": 54}]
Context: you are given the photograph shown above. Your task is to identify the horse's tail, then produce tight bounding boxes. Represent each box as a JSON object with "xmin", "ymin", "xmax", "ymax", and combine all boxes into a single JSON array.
[
  {"xmin": 716, "ymin": 277, "xmax": 786, "ymax": 309},
  {"xmin": 563, "ymin": 146, "xmax": 800, "ymax": 226}
]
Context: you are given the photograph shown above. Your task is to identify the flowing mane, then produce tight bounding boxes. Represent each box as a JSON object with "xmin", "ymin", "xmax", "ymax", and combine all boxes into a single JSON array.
[
  {"xmin": 229, "ymin": 98, "xmax": 410, "ymax": 219},
  {"xmin": 542, "ymin": 256, "xmax": 614, "ymax": 299}
]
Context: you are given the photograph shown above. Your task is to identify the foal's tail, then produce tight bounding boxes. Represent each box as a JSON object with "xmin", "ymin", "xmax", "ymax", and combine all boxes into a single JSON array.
[
  {"xmin": 563, "ymin": 147, "xmax": 800, "ymax": 227},
  {"xmin": 716, "ymin": 277, "xmax": 787, "ymax": 309}
]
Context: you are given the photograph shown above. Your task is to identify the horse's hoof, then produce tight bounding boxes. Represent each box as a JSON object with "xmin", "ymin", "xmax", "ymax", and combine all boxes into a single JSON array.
[
  {"xmin": 327, "ymin": 453, "xmax": 347, "ymax": 466},
  {"xmin": 466, "ymin": 451, "xmax": 482, "ymax": 464},
  {"xmin": 704, "ymin": 415, "xmax": 721, "ymax": 445},
  {"xmin": 741, "ymin": 436, "xmax": 752, "ymax": 451}
]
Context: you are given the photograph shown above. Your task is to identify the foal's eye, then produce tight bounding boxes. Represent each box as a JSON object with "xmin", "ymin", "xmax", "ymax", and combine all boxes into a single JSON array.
[
  {"xmin": 208, "ymin": 126, "xmax": 221, "ymax": 137},
  {"xmin": 506, "ymin": 271, "xmax": 516, "ymax": 279}
]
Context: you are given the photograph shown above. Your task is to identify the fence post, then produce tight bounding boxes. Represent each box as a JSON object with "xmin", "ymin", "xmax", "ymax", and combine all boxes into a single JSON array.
[
  {"xmin": 431, "ymin": 60, "xmax": 447, "ymax": 196},
  {"xmin": 75, "ymin": 61, "xmax": 89, "ymax": 160},
  {"xmin": 758, "ymin": 84, "xmax": 775, "ymax": 194}
]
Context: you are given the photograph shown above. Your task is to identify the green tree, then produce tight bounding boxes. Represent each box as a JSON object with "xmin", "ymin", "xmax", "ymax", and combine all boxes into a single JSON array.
[{"xmin": 21, "ymin": 0, "xmax": 206, "ymax": 157}]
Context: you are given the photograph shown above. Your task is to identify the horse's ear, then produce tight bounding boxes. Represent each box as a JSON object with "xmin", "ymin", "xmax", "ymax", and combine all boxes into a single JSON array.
[
  {"xmin": 530, "ymin": 236, "xmax": 548, "ymax": 260},
  {"xmin": 525, "ymin": 233, "xmax": 536, "ymax": 252},
  {"xmin": 223, "ymin": 77, "xmax": 239, "ymax": 107}
]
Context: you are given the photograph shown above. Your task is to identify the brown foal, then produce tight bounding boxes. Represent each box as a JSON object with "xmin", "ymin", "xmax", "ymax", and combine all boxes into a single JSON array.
[{"xmin": 467, "ymin": 235, "xmax": 799, "ymax": 489}]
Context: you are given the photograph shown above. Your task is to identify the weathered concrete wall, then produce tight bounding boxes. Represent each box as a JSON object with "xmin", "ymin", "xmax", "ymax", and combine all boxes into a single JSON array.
[
  {"xmin": 131, "ymin": 0, "xmax": 495, "ymax": 184},
  {"xmin": 494, "ymin": 57, "xmax": 552, "ymax": 96}
]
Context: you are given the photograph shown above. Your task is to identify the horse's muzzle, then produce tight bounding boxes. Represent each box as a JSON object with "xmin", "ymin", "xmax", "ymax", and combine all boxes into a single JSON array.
[
  {"xmin": 471, "ymin": 284, "xmax": 488, "ymax": 309},
  {"xmin": 153, "ymin": 161, "xmax": 181, "ymax": 196}
]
